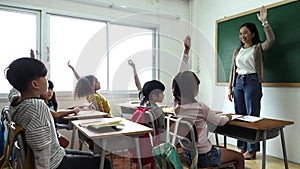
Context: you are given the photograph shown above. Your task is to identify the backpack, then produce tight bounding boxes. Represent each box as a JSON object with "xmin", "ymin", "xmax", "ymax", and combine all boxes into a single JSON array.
[
  {"xmin": 0, "ymin": 123, "xmax": 33, "ymax": 169},
  {"xmin": 130, "ymin": 106, "xmax": 160, "ymax": 168},
  {"xmin": 152, "ymin": 142, "xmax": 183, "ymax": 169}
]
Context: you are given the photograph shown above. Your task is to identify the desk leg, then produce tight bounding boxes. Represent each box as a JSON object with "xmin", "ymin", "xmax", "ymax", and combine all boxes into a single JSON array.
[
  {"xmin": 70, "ymin": 125, "xmax": 77, "ymax": 149},
  {"xmin": 215, "ymin": 134, "xmax": 219, "ymax": 146},
  {"xmin": 262, "ymin": 131, "xmax": 266, "ymax": 169},
  {"xmin": 134, "ymin": 137, "xmax": 143, "ymax": 169},
  {"xmin": 280, "ymin": 128, "xmax": 289, "ymax": 169},
  {"xmin": 223, "ymin": 136, "xmax": 227, "ymax": 148},
  {"xmin": 99, "ymin": 140, "xmax": 107, "ymax": 169}
]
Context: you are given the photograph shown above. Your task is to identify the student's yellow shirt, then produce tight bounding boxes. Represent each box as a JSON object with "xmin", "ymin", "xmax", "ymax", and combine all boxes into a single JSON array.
[{"xmin": 87, "ymin": 93, "xmax": 112, "ymax": 116}]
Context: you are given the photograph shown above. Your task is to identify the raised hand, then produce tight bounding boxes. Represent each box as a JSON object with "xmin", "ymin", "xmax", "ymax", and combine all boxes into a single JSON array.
[
  {"xmin": 30, "ymin": 49, "xmax": 35, "ymax": 59},
  {"xmin": 67, "ymin": 60, "xmax": 74, "ymax": 70},
  {"xmin": 67, "ymin": 60, "xmax": 80, "ymax": 79},
  {"xmin": 128, "ymin": 59, "xmax": 135, "ymax": 68},
  {"xmin": 184, "ymin": 35, "xmax": 191, "ymax": 49},
  {"xmin": 184, "ymin": 35, "xmax": 191, "ymax": 55},
  {"xmin": 257, "ymin": 6, "xmax": 268, "ymax": 23},
  {"xmin": 128, "ymin": 59, "xmax": 141, "ymax": 90}
]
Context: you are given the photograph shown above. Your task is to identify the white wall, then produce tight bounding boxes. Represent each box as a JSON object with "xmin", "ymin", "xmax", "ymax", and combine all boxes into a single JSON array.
[{"xmin": 191, "ymin": 0, "xmax": 300, "ymax": 164}]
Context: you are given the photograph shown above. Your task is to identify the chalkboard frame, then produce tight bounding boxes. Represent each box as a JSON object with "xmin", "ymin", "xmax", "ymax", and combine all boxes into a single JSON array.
[{"xmin": 215, "ymin": 0, "xmax": 300, "ymax": 87}]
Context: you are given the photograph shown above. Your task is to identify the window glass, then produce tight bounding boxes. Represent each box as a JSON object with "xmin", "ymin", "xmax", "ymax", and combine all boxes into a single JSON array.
[
  {"xmin": 100, "ymin": 24, "xmax": 153, "ymax": 91},
  {"xmin": 0, "ymin": 9, "xmax": 37, "ymax": 93},
  {"xmin": 49, "ymin": 15, "xmax": 106, "ymax": 91},
  {"xmin": 50, "ymin": 16, "xmax": 155, "ymax": 92}
]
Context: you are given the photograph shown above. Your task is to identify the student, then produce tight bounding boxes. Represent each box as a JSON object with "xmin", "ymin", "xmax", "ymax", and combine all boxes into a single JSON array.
[
  {"xmin": 68, "ymin": 62, "xmax": 112, "ymax": 116},
  {"xmin": 73, "ymin": 75, "xmax": 112, "ymax": 116},
  {"xmin": 227, "ymin": 6, "xmax": 275, "ymax": 159},
  {"xmin": 6, "ymin": 57, "xmax": 111, "ymax": 169},
  {"xmin": 41, "ymin": 80, "xmax": 79, "ymax": 122},
  {"xmin": 172, "ymin": 71, "xmax": 244, "ymax": 169},
  {"xmin": 40, "ymin": 80, "xmax": 79, "ymax": 148},
  {"xmin": 140, "ymin": 80, "xmax": 166, "ymax": 143}
]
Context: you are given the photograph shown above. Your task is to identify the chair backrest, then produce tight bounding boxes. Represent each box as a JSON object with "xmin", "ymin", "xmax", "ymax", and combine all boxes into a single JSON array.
[
  {"xmin": 165, "ymin": 115, "xmax": 237, "ymax": 169},
  {"xmin": 165, "ymin": 115, "xmax": 198, "ymax": 169},
  {"xmin": 144, "ymin": 110, "xmax": 159, "ymax": 146},
  {"xmin": 131, "ymin": 107, "xmax": 159, "ymax": 139}
]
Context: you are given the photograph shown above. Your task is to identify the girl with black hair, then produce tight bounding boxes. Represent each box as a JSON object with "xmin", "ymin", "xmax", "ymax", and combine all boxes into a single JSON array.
[
  {"xmin": 140, "ymin": 80, "xmax": 166, "ymax": 143},
  {"xmin": 74, "ymin": 75, "xmax": 112, "ymax": 116}
]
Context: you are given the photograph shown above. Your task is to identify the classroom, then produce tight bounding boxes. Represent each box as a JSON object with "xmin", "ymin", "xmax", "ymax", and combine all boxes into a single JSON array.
[{"xmin": 0, "ymin": 0, "xmax": 299, "ymax": 168}]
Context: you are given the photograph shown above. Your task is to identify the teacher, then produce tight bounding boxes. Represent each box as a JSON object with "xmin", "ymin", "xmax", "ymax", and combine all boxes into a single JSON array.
[{"xmin": 227, "ymin": 6, "xmax": 275, "ymax": 160}]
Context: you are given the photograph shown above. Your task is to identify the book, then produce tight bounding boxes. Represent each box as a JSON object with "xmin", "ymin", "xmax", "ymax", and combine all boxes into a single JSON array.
[
  {"xmin": 234, "ymin": 115, "xmax": 263, "ymax": 123},
  {"xmin": 79, "ymin": 118, "xmax": 124, "ymax": 130},
  {"xmin": 231, "ymin": 114, "xmax": 243, "ymax": 120}
]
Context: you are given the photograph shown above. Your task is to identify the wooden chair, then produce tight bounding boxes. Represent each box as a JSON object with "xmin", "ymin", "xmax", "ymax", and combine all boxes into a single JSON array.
[{"xmin": 165, "ymin": 115, "xmax": 236, "ymax": 169}]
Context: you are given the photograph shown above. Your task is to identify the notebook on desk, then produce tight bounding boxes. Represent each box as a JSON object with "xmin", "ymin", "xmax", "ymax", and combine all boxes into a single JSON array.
[
  {"xmin": 79, "ymin": 117, "xmax": 124, "ymax": 130},
  {"xmin": 232, "ymin": 115, "xmax": 263, "ymax": 122}
]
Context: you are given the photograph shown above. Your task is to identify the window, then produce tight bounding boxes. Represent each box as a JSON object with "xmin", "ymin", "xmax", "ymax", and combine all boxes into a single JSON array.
[
  {"xmin": 49, "ymin": 15, "xmax": 106, "ymax": 91},
  {"xmin": 0, "ymin": 6, "xmax": 156, "ymax": 94},
  {"xmin": 49, "ymin": 15, "xmax": 156, "ymax": 92},
  {"xmin": 0, "ymin": 7, "xmax": 39, "ymax": 93},
  {"xmin": 98, "ymin": 24, "xmax": 154, "ymax": 91}
]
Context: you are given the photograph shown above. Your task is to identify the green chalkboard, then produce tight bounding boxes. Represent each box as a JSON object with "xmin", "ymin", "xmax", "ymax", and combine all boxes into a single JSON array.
[{"xmin": 216, "ymin": 0, "xmax": 300, "ymax": 87}]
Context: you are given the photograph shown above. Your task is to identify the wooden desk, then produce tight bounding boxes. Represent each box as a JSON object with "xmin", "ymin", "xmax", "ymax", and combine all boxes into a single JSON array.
[
  {"xmin": 63, "ymin": 110, "xmax": 107, "ymax": 149},
  {"xmin": 71, "ymin": 117, "xmax": 153, "ymax": 169},
  {"xmin": 214, "ymin": 118, "xmax": 294, "ymax": 169}
]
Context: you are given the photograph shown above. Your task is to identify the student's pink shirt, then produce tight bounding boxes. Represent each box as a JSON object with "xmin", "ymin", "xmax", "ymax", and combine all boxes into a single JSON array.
[{"xmin": 175, "ymin": 102, "xmax": 229, "ymax": 154}]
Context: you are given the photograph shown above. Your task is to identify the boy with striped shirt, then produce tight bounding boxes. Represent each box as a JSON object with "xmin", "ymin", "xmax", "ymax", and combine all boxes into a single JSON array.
[{"xmin": 6, "ymin": 57, "xmax": 111, "ymax": 169}]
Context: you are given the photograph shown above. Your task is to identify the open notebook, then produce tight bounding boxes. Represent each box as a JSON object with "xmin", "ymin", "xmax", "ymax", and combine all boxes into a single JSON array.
[{"xmin": 231, "ymin": 115, "xmax": 263, "ymax": 122}]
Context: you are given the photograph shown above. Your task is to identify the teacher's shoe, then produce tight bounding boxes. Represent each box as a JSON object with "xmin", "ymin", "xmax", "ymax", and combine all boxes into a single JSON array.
[{"xmin": 243, "ymin": 151, "xmax": 256, "ymax": 160}]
